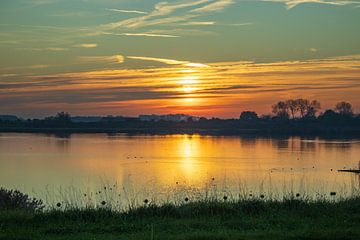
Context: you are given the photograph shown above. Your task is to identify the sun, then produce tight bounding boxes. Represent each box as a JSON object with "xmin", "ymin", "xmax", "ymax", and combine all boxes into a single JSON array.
[
  {"xmin": 178, "ymin": 76, "xmax": 199, "ymax": 94},
  {"xmin": 183, "ymin": 86, "xmax": 196, "ymax": 93},
  {"xmin": 180, "ymin": 76, "xmax": 198, "ymax": 85}
]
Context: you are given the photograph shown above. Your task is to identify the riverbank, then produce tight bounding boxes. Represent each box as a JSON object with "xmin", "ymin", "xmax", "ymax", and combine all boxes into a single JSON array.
[
  {"xmin": 1, "ymin": 198, "xmax": 360, "ymax": 240},
  {"xmin": 1, "ymin": 127, "xmax": 360, "ymax": 137}
]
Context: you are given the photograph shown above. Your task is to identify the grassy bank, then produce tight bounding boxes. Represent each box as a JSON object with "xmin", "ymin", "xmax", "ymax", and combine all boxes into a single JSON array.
[{"xmin": 1, "ymin": 198, "xmax": 360, "ymax": 240}]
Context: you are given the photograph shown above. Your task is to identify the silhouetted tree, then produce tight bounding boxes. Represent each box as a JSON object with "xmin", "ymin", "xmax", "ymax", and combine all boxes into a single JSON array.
[
  {"xmin": 305, "ymin": 100, "xmax": 321, "ymax": 119},
  {"xmin": 240, "ymin": 111, "xmax": 259, "ymax": 121},
  {"xmin": 295, "ymin": 99, "xmax": 309, "ymax": 118},
  {"xmin": 272, "ymin": 101, "xmax": 289, "ymax": 119},
  {"xmin": 45, "ymin": 112, "xmax": 72, "ymax": 127},
  {"xmin": 335, "ymin": 102, "xmax": 353, "ymax": 116},
  {"xmin": 286, "ymin": 99, "xmax": 297, "ymax": 119},
  {"xmin": 273, "ymin": 99, "xmax": 321, "ymax": 119},
  {"xmin": 55, "ymin": 112, "xmax": 71, "ymax": 122},
  {"xmin": 319, "ymin": 109, "xmax": 339, "ymax": 121}
]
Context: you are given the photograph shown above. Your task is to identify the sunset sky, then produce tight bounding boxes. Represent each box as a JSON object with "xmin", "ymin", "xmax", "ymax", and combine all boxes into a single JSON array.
[{"xmin": 0, "ymin": 0, "xmax": 359, "ymax": 118}]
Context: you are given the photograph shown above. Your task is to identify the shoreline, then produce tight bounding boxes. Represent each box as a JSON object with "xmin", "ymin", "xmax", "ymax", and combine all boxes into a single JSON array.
[{"xmin": 1, "ymin": 127, "xmax": 360, "ymax": 138}]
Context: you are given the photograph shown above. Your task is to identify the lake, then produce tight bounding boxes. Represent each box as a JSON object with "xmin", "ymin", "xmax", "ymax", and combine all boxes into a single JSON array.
[{"xmin": 0, "ymin": 133, "xmax": 359, "ymax": 206}]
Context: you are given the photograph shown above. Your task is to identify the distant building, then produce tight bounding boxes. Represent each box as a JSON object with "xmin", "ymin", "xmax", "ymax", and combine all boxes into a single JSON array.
[{"xmin": 139, "ymin": 114, "xmax": 199, "ymax": 122}]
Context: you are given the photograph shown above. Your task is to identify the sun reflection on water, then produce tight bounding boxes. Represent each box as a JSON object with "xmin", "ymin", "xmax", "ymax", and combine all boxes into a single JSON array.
[
  {"xmin": 1, "ymin": 134, "xmax": 359, "ymax": 202},
  {"xmin": 179, "ymin": 136, "xmax": 200, "ymax": 178}
]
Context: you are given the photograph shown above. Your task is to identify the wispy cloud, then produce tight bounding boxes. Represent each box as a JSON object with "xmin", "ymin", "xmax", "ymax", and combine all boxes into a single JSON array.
[
  {"xmin": 191, "ymin": 0, "xmax": 235, "ymax": 13},
  {"xmin": 76, "ymin": 43, "xmax": 98, "ymax": 48},
  {"xmin": 29, "ymin": 65, "xmax": 49, "ymax": 69},
  {"xmin": 46, "ymin": 47, "xmax": 67, "ymax": 51},
  {"xmin": 106, "ymin": 8, "xmax": 148, "ymax": 14},
  {"xmin": 180, "ymin": 21, "xmax": 216, "ymax": 25},
  {"xmin": 262, "ymin": 0, "xmax": 360, "ymax": 9},
  {"xmin": 102, "ymin": 0, "xmax": 234, "ymax": 30},
  {"xmin": 127, "ymin": 56, "xmax": 210, "ymax": 67},
  {"xmin": 127, "ymin": 56, "xmax": 188, "ymax": 65},
  {"xmin": 146, "ymin": 28, "xmax": 216, "ymax": 36},
  {"xmin": 177, "ymin": 21, "xmax": 253, "ymax": 28},
  {"xmin": 88, "ymin": 31, "xmax": 180, "ymax": 38},
  {"xmin": 16, "ymin": 47, "xmax": 68, "ymax": 52},
  {"xmin": 230, "ymin": 22, "xmax": 254, "ymax": 26},
  {"xmin": 79, "ymin": 55, "xmax": 125, "ymax": 64},
  {"xmin": 104, "ymin": 13, "xmax": 197, "ymax": 30},
  {"xmin": 119, "ymin": 33, "xmax": 180, "ymax": 38},
  {"xmin": 0, "ymin": 64, "xmax": 50, "ymax": 71}
]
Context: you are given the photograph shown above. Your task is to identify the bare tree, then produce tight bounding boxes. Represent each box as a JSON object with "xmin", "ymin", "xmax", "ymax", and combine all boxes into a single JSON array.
[
  {"xmin": 305, "ymin": 100, "xmax": 321, "ymax": 118},
  {"xmin": 55, "ymin": 112, "xmax": 71, "ymax": 122},
  {"xmin": 286, "ymin": 99, "xmax": 297, "ymax": 119},
  {"xmin": 272, "ymin": 99, "xmax": 321, "ymax": 119},
  {"xmin": 335, "ymin": 102, "xmax": 353, "ymax": 116},
  {"xmin": 272, "ymin": 101, "xmax": 289, "ymax": 119},
  {"xmin": 295, "ymin": 99, "xmax": 309, "ymax": 118}
]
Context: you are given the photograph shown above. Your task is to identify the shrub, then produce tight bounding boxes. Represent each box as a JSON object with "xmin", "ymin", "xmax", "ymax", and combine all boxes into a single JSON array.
[{"xmin": 0, "ymin": 188, "xmax": 44, "ymax": 211}]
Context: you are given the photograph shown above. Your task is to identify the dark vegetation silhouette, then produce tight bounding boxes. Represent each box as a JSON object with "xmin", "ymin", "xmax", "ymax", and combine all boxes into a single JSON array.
[
  {"xmin": 1, "ymin": 187, "xmax": 360, "ymax": 239},
  {"xmin": 0, "ymin": 188, "xmax": 44, "ymax": 212},
  {"xmin": 0, "ymin": 100, "xmax": 359, "ymax": 136},
  {"xmin": 272, "ymin": 99, "xmax": 321, "ymax": 119},
  {"xmin": 240, "ymin": 111, "xmax": 259, "ymax": 121}
]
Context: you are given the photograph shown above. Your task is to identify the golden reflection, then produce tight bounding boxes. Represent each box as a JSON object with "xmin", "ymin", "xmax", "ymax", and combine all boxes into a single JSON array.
[
  {"xmin": 179, "ymin": 136, "xmax": 200, "ymax": 178},
  {"xmin": 1, "ymin": 134, "xmax": 359, "ymax": 198}
]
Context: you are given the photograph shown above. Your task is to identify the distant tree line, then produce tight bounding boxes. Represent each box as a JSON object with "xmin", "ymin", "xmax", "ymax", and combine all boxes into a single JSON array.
[
  {"xmin": 240, "ymin": 99, "xmax": 356, "ymax": 121},
  {"xmin": 0, "ymin": 100, "xmax": 359, "ymax": 136}
]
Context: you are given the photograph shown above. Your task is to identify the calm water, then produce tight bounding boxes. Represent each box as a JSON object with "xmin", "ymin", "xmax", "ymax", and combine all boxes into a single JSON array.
[{"xmin": 0, "ymin": 133, "xmax": 359, "ymax": 204}]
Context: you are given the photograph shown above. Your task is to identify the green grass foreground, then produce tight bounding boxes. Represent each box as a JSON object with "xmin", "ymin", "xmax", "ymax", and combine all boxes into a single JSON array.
[{"xmin": 1, "ymin": 198, "xmax": 360, "ymax": 240}]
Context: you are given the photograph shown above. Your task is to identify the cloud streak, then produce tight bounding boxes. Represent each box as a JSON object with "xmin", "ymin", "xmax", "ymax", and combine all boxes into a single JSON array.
[
  {"xmin": 119, "ymin": 33, "xmax": 180, "ymax": 38},
  {"xmin": 77, "ymin": 43, "xmax": 98, "ymax": 48},
  {"xmin": 106, "ymin": 8, "xmax": 148, "ymax": 14},
  {"xmin": 79, "ymin": 55, "xmax": 125, "ymax": 64},
  {"xmin": 191, "ymin": 0, "xmax": 234, "ymax": 12},
  {"xmin": 127, "ymin": 56, "xmax": 210, "ymax": 67},
  {"xmin": 102, "ymin": 0, "xmax": 234, "ymax": 30},
  {"xmin": 16, "ymin": 47, "xmax": 68, "ymax": 52},
  {"xmin": 262, "ymin": 0, "xmax": 360, "ymax": 9}
]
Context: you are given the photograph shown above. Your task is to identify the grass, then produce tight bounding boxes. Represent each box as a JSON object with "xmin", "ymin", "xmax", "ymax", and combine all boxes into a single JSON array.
[{"xmin": 1, "ymin": 197, "xmax": 360, "ymax": 240}]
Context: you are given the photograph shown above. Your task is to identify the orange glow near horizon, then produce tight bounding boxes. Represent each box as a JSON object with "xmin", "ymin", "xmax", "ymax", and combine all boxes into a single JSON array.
[{"xmin": 0, "ymin": 55, "xmax": 359, "ymax": 118}]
